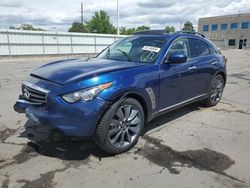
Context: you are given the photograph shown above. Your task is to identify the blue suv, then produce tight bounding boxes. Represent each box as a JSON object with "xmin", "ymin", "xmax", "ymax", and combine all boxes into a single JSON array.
[{"xmin": 14, "ymin": 30, "xmax": 226, "ymax": 154}]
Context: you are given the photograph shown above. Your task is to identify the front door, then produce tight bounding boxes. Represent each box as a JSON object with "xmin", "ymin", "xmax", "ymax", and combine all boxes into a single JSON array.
[{"xmin": 159, "ymin": 38, "xmax": 196, "ymax": 111}]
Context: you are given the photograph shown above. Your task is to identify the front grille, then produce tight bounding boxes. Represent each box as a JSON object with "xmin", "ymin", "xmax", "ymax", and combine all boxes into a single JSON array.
[{"xmin": 22, "ymin": 84, "xmax": 47, "ymax": 105}]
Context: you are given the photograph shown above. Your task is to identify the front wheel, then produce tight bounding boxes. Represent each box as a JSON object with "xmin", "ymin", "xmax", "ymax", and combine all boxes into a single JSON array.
[
  {"xmin": 95, "ymin": 98, "xmax": 144, "ymax": 154},
  {"xmin": 203, "ymin": 74, "xmax": 225, "ymax": 107}
]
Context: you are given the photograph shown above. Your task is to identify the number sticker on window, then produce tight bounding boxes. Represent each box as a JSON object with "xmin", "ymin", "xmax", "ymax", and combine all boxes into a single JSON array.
[{"xmin": 142, "ymin": 46, "xmax": 161, "ymax": 53}]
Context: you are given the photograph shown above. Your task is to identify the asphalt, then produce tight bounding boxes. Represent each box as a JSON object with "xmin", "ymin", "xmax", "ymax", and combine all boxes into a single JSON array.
[{"xmin": 0, "ymin": 50, "xmax": 250, "ymax": 188}]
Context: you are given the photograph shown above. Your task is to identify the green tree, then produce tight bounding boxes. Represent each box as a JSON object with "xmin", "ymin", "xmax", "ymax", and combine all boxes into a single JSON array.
[
  {"xmin": 9, "ymin": 24, "xmax": 45, "ymax": 31},
  {"xmin": 33, "ymin": 28, "xmax": 44, "ymax": 31},
  {"xmin": 119, "ymin": 25, "xmax": 151, "ymax": 35},
  {"xmin": 136, "ymin": 25, "xmax": 150, "ymax": 32},
  {"xmin": 68, "ymin": 22, "xmax": 87, "ymax": 33},
  {"xmin": 85, "ymin": 10, "xmax": 116, "ymax": 34},
  {"xmin": 125, "ymin": 28, "xmax": 137, "ymax": 35},
  {"xmin": 183, "ymin": 21, "xmax": 194, "ymax": 31},
  {"xmin": 9, "ymin": 26, "xmax": 18, "ymax": 30},
  {"xmin": 120, "ymin": 27, "xmax": 127, "ymax": 35},
  {"xmin": 20, "ymin": 24, "xmax": 34, "ymax": 30},
  {"xmin": 165, "ymin": 25, "xmax": 175, "ymax": 33}
]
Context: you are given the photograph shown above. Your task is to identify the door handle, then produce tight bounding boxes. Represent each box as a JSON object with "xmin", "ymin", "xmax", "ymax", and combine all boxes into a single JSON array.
[
  {"xmin": 211, "ymin": 61, "xmax": 218, "ymax": 65},
  {"xmin": 175, "ymin": 74, "xmax": 181, "ymax": 78},
  {"xmin": 188, "ymin": 66, "xmax": 197, "ymax": 70}
]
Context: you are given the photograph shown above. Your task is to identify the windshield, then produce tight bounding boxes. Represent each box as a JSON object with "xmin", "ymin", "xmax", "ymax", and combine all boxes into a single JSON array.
[{"xmin": 97, "ymin": 36, "xmax": 167, "ymax": 63}]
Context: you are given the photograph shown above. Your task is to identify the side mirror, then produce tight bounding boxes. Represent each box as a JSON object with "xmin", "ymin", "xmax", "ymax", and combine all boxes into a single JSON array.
[{"xmin": 167, "ymin": 52, "xmax": 187, "ymax": 64}]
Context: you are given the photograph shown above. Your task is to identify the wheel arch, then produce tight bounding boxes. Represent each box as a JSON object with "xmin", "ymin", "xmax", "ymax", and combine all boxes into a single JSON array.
[
  {"xmin": 111, "ymin": 91, "xmax": 151, "ymax": 123},
  {"xmin": 215, "ymin": 70, "xmax": 227, "ymax": 85}
]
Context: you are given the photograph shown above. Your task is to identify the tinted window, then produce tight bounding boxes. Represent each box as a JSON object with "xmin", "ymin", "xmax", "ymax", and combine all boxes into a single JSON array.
[
  {"xmin": 188, "ymin": 38, "xmax": 210, "ymax": 58},
  {"xmin": 221, "ymin": 23, "xmax": 228, "ymax": 31},
  {"xmin": 209, "ymin": 44, "xmax": 221, "ymax": 55},
  {"xmin": 228, "ymin": 39, "xmax": 236, "ymax": 46},
  {"xmin": 168, "ymin": 38, "xmax": 189, "ymax": 58},
  {"xmin": 241, "ymin": 22, "xmax": 249, "ymax": 29},
  {"xmin": 211, "ymin": 24, "xmax": 218, "ymax": 31},
  {"xmin": 209, "ymin": 45, "xmax": 217, "ymax": 55},
  {"xmin": 231, "ymin": 23, "xmax": 238, "ymax": 30},
  {"xmin": 203, "ymin": 25, "xmax": 209, "ymax": 31}
]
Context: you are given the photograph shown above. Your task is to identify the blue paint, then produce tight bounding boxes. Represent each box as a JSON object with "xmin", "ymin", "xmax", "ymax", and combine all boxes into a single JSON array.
[{"xmin": 14, "ymin": 32, "xmax": 226, "ymax": 137}]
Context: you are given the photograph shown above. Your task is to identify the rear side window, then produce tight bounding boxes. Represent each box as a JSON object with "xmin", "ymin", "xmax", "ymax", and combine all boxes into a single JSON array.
[
  {"xmin": 209, "ymin": 44, "xmax": 221, "ymax": 55},
  {"xmin": 209, "ymin": 46, "xmax": 217, "ymax": 55},
  {"xmin": 188, "ymin": 38, "xmax": 210, "ymax": 58}
]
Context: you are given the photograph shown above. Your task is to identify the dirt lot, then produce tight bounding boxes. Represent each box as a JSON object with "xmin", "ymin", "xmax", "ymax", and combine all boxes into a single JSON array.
[{"xmin": 0, "ymin": 50, "xmax": 250, "ymax": 188}]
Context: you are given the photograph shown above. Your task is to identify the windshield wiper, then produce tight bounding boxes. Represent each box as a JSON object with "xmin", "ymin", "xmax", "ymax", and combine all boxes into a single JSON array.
[{"xmin": 117, "ymin": 49, "xmax": 133, "ymax": 62}]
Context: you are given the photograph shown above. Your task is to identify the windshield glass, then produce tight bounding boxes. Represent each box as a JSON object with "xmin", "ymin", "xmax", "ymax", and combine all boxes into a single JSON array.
[{"xmin": 97, "ymin": 36, "xmax": 167, "ymax": 63}]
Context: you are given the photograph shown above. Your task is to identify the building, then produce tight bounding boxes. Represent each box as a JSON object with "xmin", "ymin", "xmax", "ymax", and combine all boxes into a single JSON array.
[{"xmin": 198, "ymin": 13, "xmax": 250, "ymax": 50}]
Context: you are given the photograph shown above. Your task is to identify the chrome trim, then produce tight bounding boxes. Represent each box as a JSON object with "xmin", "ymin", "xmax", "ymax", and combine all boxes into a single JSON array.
[
  {"xmin": 188, "ymin": 66, "xmax": 197, "ymax": 70},
  {"xmin": 23, "ymin": 81, "xmax": 49, "ymax": 94},
  {"xmin": 211, "ymin": 61, "xmax": 218, "ymax": 65},
  {"xmin": 159, "ymin": 94, "xmax": 207, "ymax": 112},
  {"xmin": 17, "ymin": 99, "xmax": 42, "ymax": 105},
  {"xmin": 146, "ymin": 87, "xmax": 156, "ymax": 109}
]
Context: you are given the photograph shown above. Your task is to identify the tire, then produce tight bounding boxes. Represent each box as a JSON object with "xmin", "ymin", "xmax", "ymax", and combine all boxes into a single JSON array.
[
  {"xmin": 203, "ymin": 74, "xmax": 225, "ymax": 107},
  {"xmin": 94, "ymin": 98, "xmax": 144, "ymax": 154}
]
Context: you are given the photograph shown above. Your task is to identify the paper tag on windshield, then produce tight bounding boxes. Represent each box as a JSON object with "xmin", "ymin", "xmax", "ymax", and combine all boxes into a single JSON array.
[{"xmin": 142, "ymin": 46, "xmax": 161, "ymax": 53}]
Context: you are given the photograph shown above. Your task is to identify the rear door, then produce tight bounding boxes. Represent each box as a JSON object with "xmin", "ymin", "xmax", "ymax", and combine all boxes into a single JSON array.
[{"xmin": 188, "ymin": 38, "xmax": 217, "ymax": 95}]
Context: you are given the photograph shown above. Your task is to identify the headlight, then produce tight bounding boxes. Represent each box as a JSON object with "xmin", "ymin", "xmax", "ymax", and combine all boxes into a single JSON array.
[{"xmin": 62, "ymin": 82, "xmax": 112, "ymax": 103}]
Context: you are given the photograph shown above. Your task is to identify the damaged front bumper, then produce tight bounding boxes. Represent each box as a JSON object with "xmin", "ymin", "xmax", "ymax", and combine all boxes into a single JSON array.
[{"xmin": 13, "ymin": 95, "xmax": 110, "ymax": 137}]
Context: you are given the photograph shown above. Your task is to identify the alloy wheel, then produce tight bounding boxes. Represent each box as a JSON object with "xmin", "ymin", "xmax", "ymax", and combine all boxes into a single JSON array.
[
  {"xmin": 211, "ymin": 77, "xmax": 224, "ymax": 103},
  {"xmin": 108, "ymin": 105, "xmax": 142, "ymax": 148}
]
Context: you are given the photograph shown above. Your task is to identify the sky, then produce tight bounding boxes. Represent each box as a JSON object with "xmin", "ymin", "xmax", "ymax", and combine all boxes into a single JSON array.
[{"xmin": 0, "ymin": 0, "xmax": 250, "ymax": 32}]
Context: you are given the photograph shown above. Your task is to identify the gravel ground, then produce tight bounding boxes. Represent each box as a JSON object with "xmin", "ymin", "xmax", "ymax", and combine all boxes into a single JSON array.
[{"xmin": 0, "ymin": 50, "xmax": 250, "ymax": 188}]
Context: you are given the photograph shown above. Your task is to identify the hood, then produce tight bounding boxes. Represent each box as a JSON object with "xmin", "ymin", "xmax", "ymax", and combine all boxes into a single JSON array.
[{"xmin": 31, "ymin": 58, "xmax": 142, "ymax": 85}]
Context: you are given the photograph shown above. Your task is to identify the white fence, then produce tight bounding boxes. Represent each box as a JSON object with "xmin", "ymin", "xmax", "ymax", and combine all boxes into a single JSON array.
[{"xmin": 0, "ymin": 29, "xmax": 125, "ymax": 56}]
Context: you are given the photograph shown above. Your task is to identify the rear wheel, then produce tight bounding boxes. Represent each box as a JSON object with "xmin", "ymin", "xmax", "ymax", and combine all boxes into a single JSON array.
[
  {"xmin": 203, "ymin": 74, "xmax": 224, "ymax": 107},
  {"xmin": 95, "ymin": 98, "xmax": 144, "ymax": 154}
]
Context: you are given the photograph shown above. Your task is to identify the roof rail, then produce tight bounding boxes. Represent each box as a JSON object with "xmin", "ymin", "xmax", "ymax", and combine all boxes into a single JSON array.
[
  {"xmin": 133, "ymin": 30, "xmax": 166, "ymax": 35},
  {"xmin": 175, "ymin": 30, "xmax": 207, "ymax": 38},
  {"xmin": 132, "ymin": 30, "xmax": 208, "ymax": 38}
]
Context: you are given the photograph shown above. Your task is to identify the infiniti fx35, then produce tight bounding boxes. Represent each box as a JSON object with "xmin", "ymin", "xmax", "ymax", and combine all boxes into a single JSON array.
[{"xmin": 14, "ymin": 30, "xmax": 227, "ymax": 154}]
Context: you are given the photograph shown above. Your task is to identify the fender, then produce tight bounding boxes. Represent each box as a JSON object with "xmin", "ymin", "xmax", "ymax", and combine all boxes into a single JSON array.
[
  {"xmin": 107, "ymin": 90, "xmax": 153, "ymax": 123},
  {"xmin": 214, "ymin": 68, "xmax": 227, "ymax": 84}
]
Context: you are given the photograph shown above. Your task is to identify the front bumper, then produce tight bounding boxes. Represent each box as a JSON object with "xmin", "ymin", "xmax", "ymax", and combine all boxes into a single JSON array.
[{"xmin": 14, "ymin": 96, "xmax": 110, "ymax": 137}]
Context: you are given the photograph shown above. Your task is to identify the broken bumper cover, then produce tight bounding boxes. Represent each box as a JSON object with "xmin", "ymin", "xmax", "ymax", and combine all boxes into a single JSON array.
[{"xmin": 13, "ymin": 97, "xmax": 110, "ymax": 137}]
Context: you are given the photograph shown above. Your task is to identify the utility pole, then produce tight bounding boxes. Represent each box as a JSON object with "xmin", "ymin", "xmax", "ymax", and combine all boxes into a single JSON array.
[
  {"xmin": 117, "ymin": 0, "xmax": 120, "ymax": 35},
  {"xmin": 81, "ymin": 2, "xmax": 83, "ymax": 25}
]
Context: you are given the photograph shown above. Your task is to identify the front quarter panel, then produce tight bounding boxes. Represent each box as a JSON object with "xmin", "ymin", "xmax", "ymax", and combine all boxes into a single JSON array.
[{"xmin": 98, "ymin": 64, "xmax": 160, "ymax": 117}]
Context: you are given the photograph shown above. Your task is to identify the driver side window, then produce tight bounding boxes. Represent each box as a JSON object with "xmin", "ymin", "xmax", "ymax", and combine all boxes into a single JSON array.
[{"xmin": 168, "ymin": 38, "xmax": 189, "ymax": 58}]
